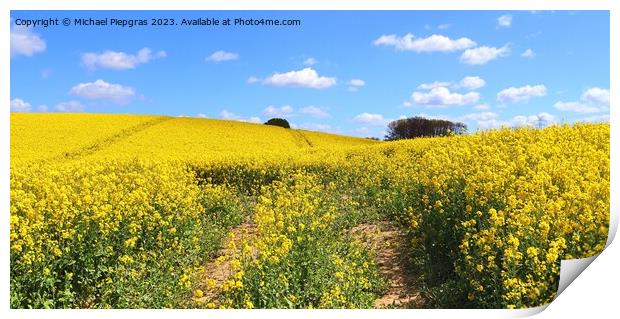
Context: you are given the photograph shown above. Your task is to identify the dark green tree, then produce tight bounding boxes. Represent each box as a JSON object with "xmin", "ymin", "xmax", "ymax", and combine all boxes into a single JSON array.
[
  {"xmin": 264, "ymin": 118, "xmax": 291, "ymax": 129},
  {"xmin": 385, "ymin": 116, "xmax": 467, "ymax": 140}
]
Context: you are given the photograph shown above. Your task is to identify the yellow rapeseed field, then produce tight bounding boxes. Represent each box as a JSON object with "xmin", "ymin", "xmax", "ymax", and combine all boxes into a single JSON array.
[{"xmin": 10, "ymin": 113, "xmax": 609, "ymax": 309}]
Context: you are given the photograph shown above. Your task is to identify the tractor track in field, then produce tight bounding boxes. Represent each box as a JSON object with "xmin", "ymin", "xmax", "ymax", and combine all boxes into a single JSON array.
[
  {"xmin": 290, "ymin": 130, "xmax": 314, "ymax": 148},
  {"xmin": 350, "ymin": 222, "xmax": 425, "ymax": 308},
  {"xmin": 193, "ymin": 222, "xmax": 257, "ymax": 307},
  {"xmin": 49, "ymin": 116, "xmax": 172, "ymax": 162}
]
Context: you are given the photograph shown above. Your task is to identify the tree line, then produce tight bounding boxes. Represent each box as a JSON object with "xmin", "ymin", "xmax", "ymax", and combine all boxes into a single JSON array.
[{"xmin": 384, "ymin": 117, "xmax": 467, "ymax": 141}]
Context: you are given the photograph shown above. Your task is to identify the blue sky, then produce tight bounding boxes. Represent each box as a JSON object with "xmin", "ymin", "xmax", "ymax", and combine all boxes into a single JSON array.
[{"xmin": 10, "ymin": 10, "xmax": 610, "ymax": 138}]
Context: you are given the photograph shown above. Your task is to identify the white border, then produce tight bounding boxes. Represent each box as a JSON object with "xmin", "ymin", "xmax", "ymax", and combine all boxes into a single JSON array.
[{"xmin": 2, "ymin": 1, "xmax": 617, "ymax": 318}]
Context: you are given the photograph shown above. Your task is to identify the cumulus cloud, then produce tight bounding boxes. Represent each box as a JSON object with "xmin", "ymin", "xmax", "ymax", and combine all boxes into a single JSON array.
[
  {"xmin": 553, "ymin": 87, "xmax": 609, "ymax": 113},
  {"xmin": 417, "ymin": 76, "xmax": 485, "ymax": 91},
  {"xmin": 410, "ymin": 87, "xmax": 480, "ymax": 107},
  {"xmin": 458, "ymin": 76, "xmax": 486, "ymax": 90},
  {"xmin": 206, "ymin": 50, "xmax": 239, "ymax": 62},
  {"xmin": 457, "ymin": 112, "xmax": 501, "ymax": 129},
  {"xmin": 347, "ymin": 79, "xmax": 366, "ymax": 91},
  {"xmin": 303, "ymin": 57, "xmax": 317, "ymax": 66},
  {"xmin": 299, "ymin": 123, "xmax": 335, "ymax": 133},
  {"xmin": 69, "ymin": 79, "xmax": 136, "ymax": 104},
  {"xmin": 352, "ymin": 113, "xmax": 389, "ymax": 126},
  {"xmin": 82, "ymin": 48, "xmax": 166, "ymax": 70},
  {"xmin": 10, "ymin": 26, "xmax": 46, "ymax": 57},
  {"xmin": 521, "ymin": 48, "xmax": 536, "ymax": 59},
  {"xmin": 263, "ymin": 105, "xmax": 294, "ymax": 118},
  {"xmin": 510, "ymin": 112, "xmax": 556, "ymax": 128},
  {"xmin": 10, "ymin": 98, "xmax": 32, "ymax": 112},
  {"xmin": 497, "ymin": 14, "xmax": 513, "ymax": 28},
  {"xmin": 263, "ymin": 68, "xmax": 336, "ymax": 89},
  {"xmin": 473, "ymin": 103, "xmax": 491, "ymax": 110},
  {"xmin": 582, "ymin": 87, "xmax": 610, "ymax": 105},
  {"xmin": 553, "ymin": 101, "xmax": 601, "ymax": 114},
  {"xmin": 300, "ymin": 106, "xmax": 329, "ymax": 118},
  {"xmin": 461, "ymin": 112, "xmax": 557, "ymax": 130},
  {"xmin": 55, "ymin": 100, "xmax": 85, "ymax": 112},
  {"xmin": 373, "ymin": 33, "xmax": 476, "ymax": 52},
  {"xmin": 247, "ymin": 76, "xmax": 260, "ymax": 84},
  {"xmin": 460, "ymin": 45, "xmax": 510, "ymax": 65},
  {"xmin": 417, "ymin": 81, "xmax": 451, "ymax": 90},
  {"xmin": 497, "ymin": 84, "xmax": 547, "ymax": 104},
  {"xmin": 219, "ymin": 109, "xmax": 261, "ymax": 123}
]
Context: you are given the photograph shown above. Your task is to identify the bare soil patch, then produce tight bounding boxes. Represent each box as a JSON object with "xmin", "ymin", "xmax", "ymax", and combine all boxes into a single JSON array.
[{"xmin": 350, "ymin": 222, "xmax": 424, "ymax": 308}]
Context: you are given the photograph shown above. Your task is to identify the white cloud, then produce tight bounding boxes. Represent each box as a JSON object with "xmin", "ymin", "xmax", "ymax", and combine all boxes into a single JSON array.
[
  {"xmin": 82, "ymin": 48, "xmax": 166, "ymax": 70},
  {"xmin": 460, "ymin": 45, "xmax": 510, "ymax": 65},
  {"xmin": 497, "ymin": 84, "xmax": 547, "ymax": 104},
  {"xmin": 458, "ymin": 76, "xmax": 486, "ymax": 90},
  {"xmin": 457, "ymin": 112, "xmax": 501, "ymax": 129},
  {"xmin": 437, "ymin": 24, "xmax": 452, "ymax": 30},
  {"xmin": 219, "ymin": 109, "xmax": 261, "ymax": 123},
  {"xmin": 10, "ymin": 26, "xmax": 46, "ymax": 57},
  {"xmin": 37, "ymin": 105, "xmax": 48, "ymax": 112},
  {"xmin": 473, "ymin": 103, "xmax": 491, "ymax": 110},
  {"xmin": 579, "ymin": 114, "xmax": 610, "ymax": 123},
  {"xmin": 299, "ymin": 123, "xmax": 334, "ymax": 133},
  {"xmin": 410, "ymin": 87, "xmax": 480, "ymax": 107},
  {"xmin": 303, "ymin": 57, "xmax": 317, "ymax": 66},
  {"xmin": 263, "ymin": 68, "xmax": 336, "ymax": 89},
  {"xmin": 582, "ymin": 87, "xmax": 610, "ymax": 105},
  {"xmin": 553, "ymin": 87, "xmax": 610, "ymax": 113},
  {"xmin": 347, "ymin": 79, "xmax": 366, "ymax": 91},
  {"xmin": 553, "ymin": 101, "xmax": 601, "ymax": 114},
  {"xmin": 458, "ymin": 112, "xmax": 498, "ymax": 122},
  {"xmin": 10, "ymin": 98, "xmax": 32, "ymax": 112},
  {"xmin": 521, "ymin": 48, "xmax": 536, "ymax": 59},
  {"xmin": 300, "ymin": 106, "xmax": 329, "ymax": 118},
  {"xmin": 219, "ymin": 110, "xmax": 239, "ymax": 119},
  {"xmin": 55, "ymin": 100, "xmax": 85, "ymax": 112},
  {"xmin": 465, "ymin": 112, "xmax": 557, "ymax": 130},
  {"xmin": 497, "ymin": 14, "xmax": 513, "ymax": 28},
  {"xmin": 247, "ymin": 76, "xmax": 260, "ymax": 84},
  {"xmin": 348, "ymin": 79, "xmax": 366, "ymax": 87},
  {"xmin": 69, "ymin": 79, "xmax": 136, "ymax": 104},
  {"xmin": 510, "ymin": 112, "xmax": 556, "ymax": 128},
  {"xmin": 417, "ymin": 76, "xmax": 485, "ymax": 91},
  {"xmin": 263, "ymin": 105, "xmax": 294, "ymax": 118},
  {"xmin": 352, "ymin": 112, "xmax": 389, "ymax": 126},
  {"xmin": 373, "ymin": 33, "xmax": 476, "ymax": 52},
  {"xmin": 417, "ymin": 81, "xmax": 451, "ymax": 90},
  {"xmin": 206, "ymin": 50, "xmax": 239, "ymax": 62}
]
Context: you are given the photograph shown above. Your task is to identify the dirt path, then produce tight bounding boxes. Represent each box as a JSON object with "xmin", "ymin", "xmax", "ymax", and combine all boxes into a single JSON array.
[
  {"xmin": 193, "ymin": 220, "xmax": 422, "ymax": 308},
  {"xmin": 193, "ymin": 222, "xmax": 256, "ymax": 306},
  {"xmin": 350, "ymin": 222, "xmax": 424, "ymax": 308}
]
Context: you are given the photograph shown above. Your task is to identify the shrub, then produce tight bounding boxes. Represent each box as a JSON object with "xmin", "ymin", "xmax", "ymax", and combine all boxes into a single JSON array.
[{"xmin": 264, "ymin": 118, "xmax": 290, "ymax": 129}]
